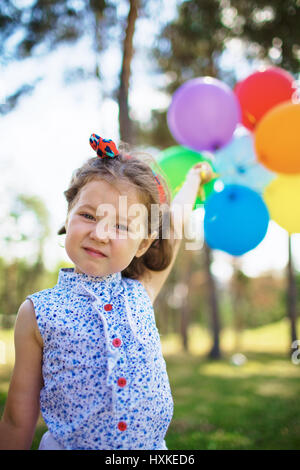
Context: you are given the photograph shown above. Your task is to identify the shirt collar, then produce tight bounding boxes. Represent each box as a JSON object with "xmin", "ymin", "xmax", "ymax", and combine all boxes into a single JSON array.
[{"xmin": 57, "ymin": 267, "xmax": 123, "ymax": 298}]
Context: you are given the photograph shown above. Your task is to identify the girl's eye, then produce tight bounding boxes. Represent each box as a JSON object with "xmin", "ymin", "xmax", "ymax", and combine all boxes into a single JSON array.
[
  {"xmin": 79, "ymin": 214, "xmax": 128, "ymax": 230},
  {"xmin": 116, "ymin": 223, "xmax": 128, "ymax": 231},
  {"xmin": 80, "ymin": 213, "xmax": 95, "ymax": 221}
]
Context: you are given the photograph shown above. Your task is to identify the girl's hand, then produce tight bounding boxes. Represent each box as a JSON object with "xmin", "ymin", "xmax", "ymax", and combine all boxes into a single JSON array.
[{"xmin": 186, "ymin": 162, "xmax": 214, "ymax": 184}]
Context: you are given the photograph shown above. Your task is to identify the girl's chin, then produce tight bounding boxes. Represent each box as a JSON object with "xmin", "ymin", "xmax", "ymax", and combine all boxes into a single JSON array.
[{"xmin": 74, "ymin": 265, "xmax": 102, "ymax": 276}]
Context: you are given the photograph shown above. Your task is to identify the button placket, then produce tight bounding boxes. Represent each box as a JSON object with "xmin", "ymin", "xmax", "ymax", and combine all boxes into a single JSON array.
[
  {"xmin": 84, "ymin": 287, "xmax": 121, "ymax": 386},
  {"xmin": 82, "ymin": 285, "xmax": 130, "ymax": 431}
]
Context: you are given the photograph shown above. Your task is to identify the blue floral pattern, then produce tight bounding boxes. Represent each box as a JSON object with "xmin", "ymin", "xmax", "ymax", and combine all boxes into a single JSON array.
[{"xmin": 27, "ymin": 268, "xmax": 173, "ymax": 450}]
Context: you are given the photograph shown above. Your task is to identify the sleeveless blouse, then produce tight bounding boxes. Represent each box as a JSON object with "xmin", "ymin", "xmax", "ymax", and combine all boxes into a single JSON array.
[{"xmin": 26, "ymin": 268, "xmax": 173, "ymax": 450}]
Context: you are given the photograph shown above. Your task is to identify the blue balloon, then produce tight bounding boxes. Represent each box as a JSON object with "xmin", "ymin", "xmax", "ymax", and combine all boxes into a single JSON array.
[
  {"xmin": 204, "ymin": 184, "xmax": 270, "ymax": 256},
  {"xmin": 213, "ymin": 127, "xmax": 275, "ymax": 193}
]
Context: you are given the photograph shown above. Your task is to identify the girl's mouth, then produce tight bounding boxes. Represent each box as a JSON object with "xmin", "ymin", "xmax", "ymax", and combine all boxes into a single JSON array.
[{"xmin": 84, "ymin": 247, "xmax": 107, "ymax": 258}]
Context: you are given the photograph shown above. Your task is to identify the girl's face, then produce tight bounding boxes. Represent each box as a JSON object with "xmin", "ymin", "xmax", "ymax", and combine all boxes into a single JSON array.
[{"xmin": 64, "ymin": 178, "xmax": 157, "ymax": 277}]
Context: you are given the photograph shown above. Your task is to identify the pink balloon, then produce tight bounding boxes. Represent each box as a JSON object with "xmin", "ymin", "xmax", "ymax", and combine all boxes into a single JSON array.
[{"xmin": 167, "ymin": 77, "xmax": 241, "ymax": 152}]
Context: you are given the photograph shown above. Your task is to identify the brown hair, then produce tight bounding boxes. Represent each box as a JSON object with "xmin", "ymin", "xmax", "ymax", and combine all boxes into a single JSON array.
[{"xmin": 58, "ymin": 144, "xmax": 174, "ymax": 280}]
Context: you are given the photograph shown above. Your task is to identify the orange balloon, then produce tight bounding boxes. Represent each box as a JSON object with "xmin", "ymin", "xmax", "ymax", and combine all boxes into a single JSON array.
[{"xmin": 254, "ymin": 102, "xmax": 300, "ymax": 174}]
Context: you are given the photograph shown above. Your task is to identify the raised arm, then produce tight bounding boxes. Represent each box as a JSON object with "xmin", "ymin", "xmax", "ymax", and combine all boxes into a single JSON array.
[
  {"xmin": 139, "ymin": 162, "xmax": 213, "ymax": 303},
  {"xmin": 0, "ymin": 299, "xmax": 43, "ymax": 450}
]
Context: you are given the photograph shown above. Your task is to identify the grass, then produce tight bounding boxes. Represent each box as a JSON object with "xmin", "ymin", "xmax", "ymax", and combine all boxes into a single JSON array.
[
  {"xmin": 165, "ymin": 351, "xmax": 300, "ymax": 450},
  {"xmin": 1, "ymin": 318, "xmax": 300, "ymax": 450}
]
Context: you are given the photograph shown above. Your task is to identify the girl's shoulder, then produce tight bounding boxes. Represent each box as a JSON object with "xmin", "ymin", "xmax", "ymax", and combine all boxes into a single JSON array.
[
  {"xmin": 26, "ymin": 285, "xmax": 64, "ymax": 341},
  {"xmin": 122, "ymin": 276, "xmax": 154, "ymax": 306},
  {"xmin": 17, "ymin": 298, "xmax": 44, "ymax": 348},
  {"xmin": 26, "ymin": 284, "xmax": 64, "ymax": 303}
]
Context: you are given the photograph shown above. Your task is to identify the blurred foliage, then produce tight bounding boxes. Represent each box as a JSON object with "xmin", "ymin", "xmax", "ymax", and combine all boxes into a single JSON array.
[
  {"xmin": 1, "ymin": 193, "xmax": 51, "ymax": 262},
  {"xmin": 155, "ymin": 243, "xmax": 289, "ymax": 342},
  {"xmin": 229, "ymin": 0, "xmax": 300, "ymax": 73},
  {"xmin": 0, "ymin": 78, "xmax": 43, "ymax": 115},
  {"xmin": 0, "ymin": 0, "xmax": 113, "ymax": 62},
  {"xmin": 0, "ymin": 257, "xmax": 70, "ymax": 329},
  {"xmin": 0, "ymin": 191, "xmax": 51, "ymax": 327},
  {"xmin": 0, "ymin": 256, "xmax": 44, "ymax": 328},
  {"xmin": 0, "ymin": 0, "xmax": 115, "ymax": 113},
  {"xmin": 230, "ymin": 269, "xmax": 286, "ymax": 329},
  {"xmin": 0, "ymin": 0, "xmax": 162, "ymax": 116},
  {"xmin": 154, "ymin": 0, "xmax": 300, "ymax": 94},
  {"xmin": 134, "ymin": 109, "xmax": 178, "ymax": 150}
]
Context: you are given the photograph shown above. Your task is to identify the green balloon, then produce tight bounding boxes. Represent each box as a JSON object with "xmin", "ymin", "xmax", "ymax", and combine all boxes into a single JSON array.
[{"xmin": 156, "ymin": 146, "xmax": 217, "ymax": 207}]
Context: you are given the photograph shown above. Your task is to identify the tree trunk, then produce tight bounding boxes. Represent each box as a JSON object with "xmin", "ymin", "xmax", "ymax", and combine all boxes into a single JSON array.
[
  {"xmin": 203, "ymin": 242, "xmax": 222, "ymax": 359},
  {"xmin": 180, "ymin": 250, "xmax": 193, "ymax": 352},
  {"xmin": 231, "ymin": 259, "xmax": 244, "ymax": 353},
  {"xmin": 287, "ymin": 235, "xmax": 298, "ymax": 350},
  {"xmin": 118, "ymin": 0, "xmax": 139, "ymax": 143},
  {"xmin": 200, "ymin": 64, "xmax": 221, "ymax": 359}
]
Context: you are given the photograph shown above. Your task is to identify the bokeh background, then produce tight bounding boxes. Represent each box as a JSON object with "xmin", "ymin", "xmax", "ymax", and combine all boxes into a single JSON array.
[{"xmin": 0, "ymin": 0, "xmax": 300, "ymax": 450}]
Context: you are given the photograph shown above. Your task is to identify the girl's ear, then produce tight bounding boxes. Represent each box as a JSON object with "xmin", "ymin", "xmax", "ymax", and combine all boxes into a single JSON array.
[
  {"xmin": 135, "ymin": 231, "xmax": 158, "ymax": 258},
  {"xmin": 151, "ymin": 230, "xmax": 159, "ymax": 241},
  {"xmin": 148, "ymin": 230, "xmax": 159, "ymax": 245}
]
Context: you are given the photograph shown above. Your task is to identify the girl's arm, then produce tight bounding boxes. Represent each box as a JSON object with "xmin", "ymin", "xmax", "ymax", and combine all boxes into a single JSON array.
[
  {"xmin": 0, "ymin": 300, "xmax": 43, "ymax": 450},
  {"xmin": 140, "ymin": 162, "xmax": 213, "ymax": 303}
]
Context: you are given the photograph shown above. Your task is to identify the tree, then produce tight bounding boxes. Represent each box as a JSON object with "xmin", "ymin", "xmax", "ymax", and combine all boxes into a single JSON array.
[
  {"xmin": 118, "ymin": 0, "xmax": 139, "ymax": 143},
  {"xmin": 287, "ymin": 236, "xmax": 298, "ymax": 351}
]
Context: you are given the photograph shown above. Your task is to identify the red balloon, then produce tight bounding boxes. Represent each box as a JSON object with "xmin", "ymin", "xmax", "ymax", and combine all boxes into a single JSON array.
[
  {"xmin": 233, "ymin": 81, "xmax": 242, "ymax": 94},
  {"xmin": 235, "ymin": 67, "xmax": 297, "ymax": 131}
]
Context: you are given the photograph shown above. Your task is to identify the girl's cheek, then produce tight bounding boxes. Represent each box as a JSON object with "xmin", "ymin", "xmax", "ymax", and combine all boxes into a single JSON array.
[
  {"xmin": 72, "ymin": 217, "xmax": 88, "ymax": 231},
  {"xmin": 113, "ymin": 233, "xmax": 128, "ymax": 243}
]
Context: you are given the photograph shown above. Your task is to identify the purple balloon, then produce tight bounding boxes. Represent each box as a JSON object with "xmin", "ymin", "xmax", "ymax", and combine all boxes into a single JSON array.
[{"xmin": 167, "ymin": 77, "xmax": 241, "ymax": 152}]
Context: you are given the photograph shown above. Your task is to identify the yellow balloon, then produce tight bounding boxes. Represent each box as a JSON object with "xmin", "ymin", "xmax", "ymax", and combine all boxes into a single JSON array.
[{"xmin": 263, "ymin": 174, "xmax": 300, "ymax": 234}]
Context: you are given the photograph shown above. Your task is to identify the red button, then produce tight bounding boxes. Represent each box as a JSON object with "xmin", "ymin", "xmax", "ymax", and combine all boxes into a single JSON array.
[
  {"xmin": 112, "ymin": 338, "xmax": 122, "ymax": 347},
  {"xmin": 117, "ymin": 377, "xmax": 127, "ymax": 387},
  {"xmin": 118, "ymin": 421, "xmax": 127, "ymax": 431},
  {"xmin": 104, "ymin": 304, "xmax": 113, "ymax": 311}
]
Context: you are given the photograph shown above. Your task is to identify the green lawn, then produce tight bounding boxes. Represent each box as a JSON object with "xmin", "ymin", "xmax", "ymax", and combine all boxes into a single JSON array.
[
  {"xmin": 165, "ymin": 351, "xmax": 300, "ymax": 449},
  {"xmin": 1, "ymin": 319, "xmax": 300, "ymax": 450}
]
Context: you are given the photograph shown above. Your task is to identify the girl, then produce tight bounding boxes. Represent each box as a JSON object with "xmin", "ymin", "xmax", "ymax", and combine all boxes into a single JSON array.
[{"xmin": 0, "ymin": 134, "xmax": 213, "ymax": 450}]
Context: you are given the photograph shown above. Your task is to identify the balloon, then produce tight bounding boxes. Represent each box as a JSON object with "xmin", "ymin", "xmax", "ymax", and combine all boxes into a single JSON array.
[
  {"xmin": 263, "ymin": 175, "xmax": 300, "ymax": 234},
  {"xmin": 167, "ymin": 77, "xmax": 241, "ymax": 152},
  {"xmin": 157, "ymin": 146, "xmax": 217, "ymax": 206},
  {"xmin": 235, "ymin": 67, "xmax": 297, "ymax": 131},
  {"xmin": 254, "ymin": 102, "xmax": 300, "ymax": 174},
  {"xmin": 214, "ymin": 126, "xmax": 275, "ymax": 193},
  {"xmin": 233, "ymin": 81, "xmax": 242, "ymax": 95},
  {"xmin": 204, "ymin": 184, "xmax": 270, "ymax": 256}
]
